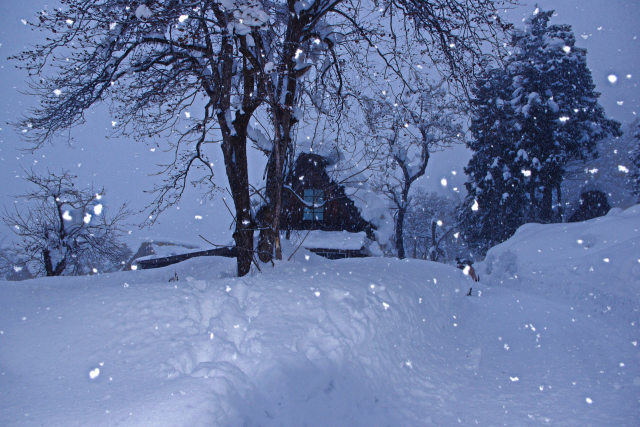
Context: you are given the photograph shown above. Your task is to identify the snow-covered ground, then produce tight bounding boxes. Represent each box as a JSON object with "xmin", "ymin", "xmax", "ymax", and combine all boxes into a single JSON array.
[{"xmin": 1, "ymin": 207, "xmax": 639, "ymax": 426}]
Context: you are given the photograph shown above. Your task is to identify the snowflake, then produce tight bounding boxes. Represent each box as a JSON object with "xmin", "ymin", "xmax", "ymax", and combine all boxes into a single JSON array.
[{"xmin": 89, "ymin": 367, "xmax": 101, "ymax": 380}]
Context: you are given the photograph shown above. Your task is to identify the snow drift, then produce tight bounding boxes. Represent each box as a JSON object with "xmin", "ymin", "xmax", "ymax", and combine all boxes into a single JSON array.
[{"xmin": 1, "ymin": 206, "xmax": 639, "ymax": 425}]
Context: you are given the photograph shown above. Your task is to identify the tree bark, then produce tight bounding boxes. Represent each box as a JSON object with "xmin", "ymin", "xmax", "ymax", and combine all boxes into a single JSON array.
[
  {"xmin": 43, "ymin": 248, "xmax": 66, "ymax": 276},
  {"xmin": 395, "ymin": 205, "xmax": 406, "ymax": 259},
  {"xmin": 258, "ymin": 17, "xmax": 303, "ymax": 263},
  {"xmin": 221, "ymin": 130, "xmax": 254, "ymax": 277},
  {"xmin": 555, "ymin": 182, "xmax": 563, "ymax": 222},
  {"xmin": 217, "ymin": 32, "xmax": 261, "ymax": 277},
  {"xmin": 43, "ymin": 249, "xmax": 54, "ymax": 276},
  {"xmin": 395, "ymin": 183, "xmax": 410, "ymax": 259},
  {"xmin": 429, "ymin": 220, "xmax": 438, "ymax": 261},
  {"xmin": 540, "ymin": 185, "xmax": 553, "ymax": 223}
]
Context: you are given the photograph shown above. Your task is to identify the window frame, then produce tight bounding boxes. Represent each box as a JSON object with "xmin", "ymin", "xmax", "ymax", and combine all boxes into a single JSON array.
[{"xmin": 303, "ymin": 188, "xmax": 324, "ymax": 221}]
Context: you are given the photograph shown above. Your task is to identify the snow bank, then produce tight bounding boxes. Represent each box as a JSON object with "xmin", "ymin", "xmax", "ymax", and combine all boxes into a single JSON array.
[
  {"xmin": 1, "ymin": 207, "xmax": 639, "ymax": 425},
  {"xmin": 481, "ymin": 204, "xmax": 640, "ymax": 320},
  {"xmin": 0, "ymin": 253, "xmax": 469, "ymax": 425}
]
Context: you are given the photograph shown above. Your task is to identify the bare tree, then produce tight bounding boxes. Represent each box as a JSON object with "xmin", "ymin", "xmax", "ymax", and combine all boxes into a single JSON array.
[
  {"xmin": 2, "ymin": 171, "xmax": 130, "ymax": 277},
  {"xmin": 360, "ymin": 74, "xmax": 463, "ymax": 258},
  {"xmin": 403, "ymin": 190, "xmax": 464, "ymax": 262},
  {"xmin": 14, "ymin": 1, "xmax": 269, "ymax": 276}
]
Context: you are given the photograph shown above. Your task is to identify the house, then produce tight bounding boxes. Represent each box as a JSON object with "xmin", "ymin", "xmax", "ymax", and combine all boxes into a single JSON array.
[
  {"xmin": 127, "ymin": 153, "xmax": 377, "ymax": 269},
  {"xmin": 281, "ymin": 153, "xmax": 373, "ymax": 235},
  {"xmin": 280, "ymin": 153, "xmax": 376, "ymax": 259}
]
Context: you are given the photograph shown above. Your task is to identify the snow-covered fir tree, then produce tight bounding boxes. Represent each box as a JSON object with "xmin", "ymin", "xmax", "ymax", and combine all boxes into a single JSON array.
[
  {"xmin": 461, "ymin": 8, "xmax": 620, "ymax": 254},
  {"xmin": 460, "ymin": 67, "xmax": 527, "ymax": 253},
  {"xmin": 506, "ymin": 8, "xmax": 620, "ymax": 221},
  {"xmin": 632, "ymin": 121, "xmax": 640, "ymax": 200}
]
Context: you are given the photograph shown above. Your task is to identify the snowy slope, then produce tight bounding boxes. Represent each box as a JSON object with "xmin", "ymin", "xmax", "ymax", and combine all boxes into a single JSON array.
[
  {"xmin": 1, "ymin": 207, "xmax": 639, "ymax": 426},
  {"xmin": 481, "ymin": 205, "xmax": 640, "ymax": 320}
]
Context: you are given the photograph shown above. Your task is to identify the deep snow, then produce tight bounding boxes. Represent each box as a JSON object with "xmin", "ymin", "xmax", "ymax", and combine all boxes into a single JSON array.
[{"xmin": 1, "ymin": 206, "xmax": 639, "ymax": 426}]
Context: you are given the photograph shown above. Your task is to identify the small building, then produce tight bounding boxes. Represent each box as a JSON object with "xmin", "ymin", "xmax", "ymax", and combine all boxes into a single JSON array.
[
  {"xmin": 280, "ymin": 153, "xmax": 376, "ymax": 259},
  {"xmin": 127, "ymin": 240, "xmax": 235, "ymax": 270},
  {"xmin": 281, "ymin": 153, "xmax": 374, "ymax": 236}
]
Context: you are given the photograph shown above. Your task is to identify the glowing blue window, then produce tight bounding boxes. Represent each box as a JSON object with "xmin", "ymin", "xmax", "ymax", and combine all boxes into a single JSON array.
[{"xmin": 303, "ymin": 189, "xmax": 324, "ymax": 221}]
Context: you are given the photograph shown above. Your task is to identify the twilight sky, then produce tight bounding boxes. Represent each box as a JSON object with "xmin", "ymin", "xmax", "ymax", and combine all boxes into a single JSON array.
[{"xmin": 0, "ymin": 0, "xmax": 638, "ymax": 248}]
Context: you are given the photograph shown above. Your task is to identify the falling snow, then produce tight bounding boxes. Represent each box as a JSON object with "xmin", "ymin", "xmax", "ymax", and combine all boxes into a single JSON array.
[{"xmin": 0, "ymin": 1, "xmax": 639, "ymax": 425}]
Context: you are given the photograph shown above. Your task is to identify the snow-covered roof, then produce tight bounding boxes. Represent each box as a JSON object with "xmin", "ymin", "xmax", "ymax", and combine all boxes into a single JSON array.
[
  {"xmin": 131, "ymin": 240, "xmax": 201, "ymax": 262},
  {"xmin": 302, "ymin": 230, "xmax": 368, "ymax": 250}
]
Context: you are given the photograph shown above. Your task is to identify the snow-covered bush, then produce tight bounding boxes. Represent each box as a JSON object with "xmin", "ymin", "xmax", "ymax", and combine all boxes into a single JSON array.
[{"xmin": 2, "ymin": 171, "xmax": 131, "ymax": 277}]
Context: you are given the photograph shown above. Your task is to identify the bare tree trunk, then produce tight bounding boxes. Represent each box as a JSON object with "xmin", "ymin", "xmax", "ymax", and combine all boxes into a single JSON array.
[
  {"xmin": 43, "ymin": 248, "xmax": 66, "ymax": 277},
  {"xmin": 541, "ymin": 185, "xmax": 553, "ymax": 223},
  {"xmin": 217, "ymin": 32, "xmax": 263, "ymax": 277},
  {"xmin": 217, "ymin": 39, "xmax": 252, "ymax": 277},
  {"xmin": 555, "ymin": 182, "xmax": 564, "ymax": 222},
  {"xmin": 43, "ymin": 249, "xmax": 54, "ymax": 277},
  {"xmin": 395, "ymin": 184, "xmax": 410, "ymax": 259},
  {"xmin": 429, "ymin": 220, "xmax": 438, "ymax": 261},
  {"xmin": 258, "ymin": 115, "xmax": 288, "ymax": 263},
  {"xmin": 258, "ymin": 17, "xmax": 303, "ymax": 263},
  {"xmin": 221, "ymin": 130, "xmax": 254, "ymax": 276},
  {"xmin": 395, "ymin": 205, "xmax": 406, "ymax": 259}
]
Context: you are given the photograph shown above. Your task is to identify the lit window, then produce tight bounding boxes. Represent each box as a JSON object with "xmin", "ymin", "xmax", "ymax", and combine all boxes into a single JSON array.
[{"xmin": 303, "ymin": 189, "xmax": 324, "ymax": 221}]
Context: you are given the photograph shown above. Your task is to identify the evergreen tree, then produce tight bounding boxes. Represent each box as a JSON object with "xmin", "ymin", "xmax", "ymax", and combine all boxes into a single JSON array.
[
  {"xmin": 632, "ymin": 122, "xmax": 640, "ymax": 201},
  {"xmin": 460, "ymin": 67, "xmax": 527, "ymax": 253},
  {"xmin": 461, "ymin": 8, "xmax": 620, "ymax": 254},
  {"xmin": 507, "ymin": 9, "xmax": 620, "ymax": 221}
]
